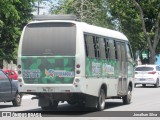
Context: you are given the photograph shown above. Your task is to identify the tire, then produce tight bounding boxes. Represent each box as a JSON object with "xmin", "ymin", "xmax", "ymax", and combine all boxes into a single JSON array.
[
  {"xmin": 12, "ymin": 93, "xmax": 22, "ymax": 106},
  {"xmin": 122, "ymin": 86, "xmax": 132, "ymax": 104},
  {"xmin": 97, "ymin": 89, "xmax": 106, "ymax": 111},
  {"xmin": 41, "ymin": 101, "xmax": 58, "ymax": 111},
  {"xmin": 142, "ymin": 84, "xmax": 146, "ymax": 87},
  {"xmin": 41, "ymin": 106, "xmax": 52, "ymax": 110},
  {"xmin": 77, "ymin": 101, "xmax": 85, "ymax": 107},
  {"xmin": 154, "ymin": 79, "xmax": 159, "ymax": 88},
  {"xmin": 134, "ymin": 84, "xmax": 136, "ymax": 88},
  {"xmin": 67, "ymin": 100, "xmax": 76, "ymax": 105}
]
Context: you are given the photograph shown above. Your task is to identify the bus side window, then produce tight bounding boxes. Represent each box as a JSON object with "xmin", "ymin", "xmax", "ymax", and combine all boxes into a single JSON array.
[
  {"xmin": 108, "ymin": 39, "xmax": 116, "ymax": 60},
  {"xmin": 104, "ymin": 39, "xmax": 109, "ymax": 59},
  {"xmin": 85, "ymin": 35, "xmax": 95, "ymax": 58},
  {"xmin": 114, "ymin": 40, "xmax": 118, "ymax": 59},
  {"xmin": 94, "ymin": 37, "xmax": 100, "ymax": 58},
  {"xmin": 84, "ymin": 35, "xmax": 88, "ymax": 57},
  {"xmin": 126, "ymin": 43, "xmax": 133, "ymax": 62},
  {"xmin": 121, "ymin": 43, "xmax": 126, "ymax": 62},
  {"xmin": 98, "ymin": 38, "xmax": 106, "ymax": 59}
]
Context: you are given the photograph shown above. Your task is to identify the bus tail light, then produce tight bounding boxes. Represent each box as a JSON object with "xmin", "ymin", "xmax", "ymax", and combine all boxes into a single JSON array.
[
  {"xmin": 18, "ymin": 71, "xmax": 22, "ymax": 74},
  {"xmin": 18, "ymin": 65, "xmax": 21, "ymax": 69},
  {"xmin": 76, "ymin": 64, "xmax": 80, "ymax": 68},
  {"xmin": 76, "ymin": 70, "xmax": 80, "ymax": 74}
]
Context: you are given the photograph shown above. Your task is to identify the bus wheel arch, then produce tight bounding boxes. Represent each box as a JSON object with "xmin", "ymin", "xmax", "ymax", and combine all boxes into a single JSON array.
[{"xmin": 100, "ymin": 84, "xmax": 107, "ymax": 97}]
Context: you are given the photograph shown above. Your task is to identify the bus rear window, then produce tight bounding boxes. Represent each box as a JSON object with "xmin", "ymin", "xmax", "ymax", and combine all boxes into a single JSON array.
[{"xmin": 22, "ymin": 22, "xmax": 76, "ymax": 56}]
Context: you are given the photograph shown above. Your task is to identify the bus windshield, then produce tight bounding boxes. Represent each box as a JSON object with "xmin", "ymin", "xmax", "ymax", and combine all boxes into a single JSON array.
[{"xmin": 22, "ymin": 22, "xmax": 76, "ymax": 56}]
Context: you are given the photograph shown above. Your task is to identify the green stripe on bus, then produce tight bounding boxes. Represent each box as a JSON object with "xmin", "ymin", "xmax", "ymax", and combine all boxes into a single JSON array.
[{"xmin": 21, "ymin": 56, "xmax": 75, "ymax": 84}]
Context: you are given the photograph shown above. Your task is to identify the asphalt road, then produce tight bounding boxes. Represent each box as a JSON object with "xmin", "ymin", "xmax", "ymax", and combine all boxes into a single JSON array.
[{"xmin": 0, "ymin": 85, "xmax": 160, "ymax": 119}]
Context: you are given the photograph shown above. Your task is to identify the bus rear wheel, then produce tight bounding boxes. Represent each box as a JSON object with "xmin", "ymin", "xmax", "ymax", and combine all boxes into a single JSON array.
[
  {"xmin": 67, "ymin": 100, "xmax": 76, "ymax": 105},
  {"xmin": 41, "ymin": 101, "xmax": 58, "ymax": 111},
  {"xmin": 97, "ymin": 89, "xmax": 106, "ymax": 111},
  {"xmin": 142, "ymin": 84, "xmax": 146, "ymax": 87},
  {"xmin": 122, "ymin": 86, "xmax": 132, "ymax": 104}
]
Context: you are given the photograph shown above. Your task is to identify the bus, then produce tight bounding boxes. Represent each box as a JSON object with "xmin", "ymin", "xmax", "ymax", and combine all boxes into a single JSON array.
[{"xmin": 17, "ymin": 15, "xmax": 134, "ymax": 111}]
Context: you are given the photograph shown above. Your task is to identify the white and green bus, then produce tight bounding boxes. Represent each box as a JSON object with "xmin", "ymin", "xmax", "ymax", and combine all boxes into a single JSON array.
[{"xmin": 17, "ymin": 15, "xmax": 134, "ymax": 111}]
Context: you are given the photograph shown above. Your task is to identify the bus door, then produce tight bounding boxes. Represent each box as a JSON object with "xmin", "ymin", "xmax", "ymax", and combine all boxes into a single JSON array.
[{"xmin": 116, "ymin": 42, "xmax": 127, "ymax": 95}]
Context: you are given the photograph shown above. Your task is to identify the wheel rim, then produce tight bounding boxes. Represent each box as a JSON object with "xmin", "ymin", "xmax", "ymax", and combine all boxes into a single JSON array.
[
  {"xmin": 127, "ymin": 90, "xmax": 132, "ymax": 102},
  {"xmin": 16, "ymin": 94, "xmax": 21, "ymax": 103}
]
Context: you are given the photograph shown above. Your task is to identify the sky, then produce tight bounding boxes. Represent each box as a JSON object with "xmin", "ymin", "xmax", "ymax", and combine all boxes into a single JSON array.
[{"xmin": 33, "ymin": 0, "xmax": 58, "ymax": 15}]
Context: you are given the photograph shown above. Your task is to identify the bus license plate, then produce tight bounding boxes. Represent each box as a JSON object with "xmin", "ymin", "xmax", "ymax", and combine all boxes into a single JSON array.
[
  {"xmin": 42, "ymin": 87, "xmax": 54, "ymax": 92},
  {"xmin": 140, "ymin": 79, "xmax": 145, "ymax": 81}
]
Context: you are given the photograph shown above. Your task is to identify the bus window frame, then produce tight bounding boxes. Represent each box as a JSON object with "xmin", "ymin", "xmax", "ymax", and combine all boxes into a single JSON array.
[{"xmin": 84, "ymin": 34, "xmax": 95, "ymax": 58}]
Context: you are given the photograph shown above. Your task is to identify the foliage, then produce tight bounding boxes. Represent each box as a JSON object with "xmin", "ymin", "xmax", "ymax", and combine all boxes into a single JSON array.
[
  {"xmin": 0, "ymin": 0, "xmax": 35, "ymax": 68},
  {"xmin": 50, "ymin": 0, "xmax": 114, "ymax": 28},
  {"xmin": 51, "ymin": 0, "xmax": 160, "ymax": 64},
  {"xmin": 106, "ymin": 0, "xmax": 160, "ymax": 63}
]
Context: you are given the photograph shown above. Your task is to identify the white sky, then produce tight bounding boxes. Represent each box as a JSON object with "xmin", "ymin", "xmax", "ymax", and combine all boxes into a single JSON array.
[{"xmin": 33, "ymin": 0, "xmax": 58, "ymax": 15}]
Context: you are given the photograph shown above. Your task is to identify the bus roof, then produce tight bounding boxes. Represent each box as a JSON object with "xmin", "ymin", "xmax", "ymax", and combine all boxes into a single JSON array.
[{"xmin": 28, "ymin": 20, "xmax": 128, "ymax": 41}]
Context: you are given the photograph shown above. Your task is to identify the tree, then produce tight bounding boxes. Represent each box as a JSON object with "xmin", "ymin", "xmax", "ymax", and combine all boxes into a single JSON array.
[
  {"xmin": 51, "ymin": 0, "xmax": 114, "ymax": 28},
  {"xmin": 0, "ymin": 0, "xmax": 35, "ymax": 68},
  {"xmin": 106, "ymin": 0, "xmax": 160, "ymax": 64},
  {"xmin": 132, "ymin": 0, "xmax": 160, "ymax": 64}
]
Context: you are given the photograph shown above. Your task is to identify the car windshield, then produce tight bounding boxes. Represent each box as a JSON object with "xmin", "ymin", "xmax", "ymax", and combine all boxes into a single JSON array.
[{"xmin": 135, "ymin": 67, "xmax": 154, "ymax": 71}]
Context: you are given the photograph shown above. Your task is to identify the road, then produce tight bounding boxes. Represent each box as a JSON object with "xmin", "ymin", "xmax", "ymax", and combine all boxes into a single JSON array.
[{"xmin": 0, "ymin": 85, "xmax": 160, "ymax": 119}]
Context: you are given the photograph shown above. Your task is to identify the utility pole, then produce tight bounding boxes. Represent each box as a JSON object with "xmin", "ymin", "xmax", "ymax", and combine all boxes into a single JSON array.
[
  {"xmin": 35, "ymin": 0, "xmax": 43, "ymax": 15},
  {"xmin": 80, "ymin": 0, "xmax": 84, "ymax": 22},
  {"xmin": 37, "ymin": 0, "xmax": 40, "ymax": 15}
]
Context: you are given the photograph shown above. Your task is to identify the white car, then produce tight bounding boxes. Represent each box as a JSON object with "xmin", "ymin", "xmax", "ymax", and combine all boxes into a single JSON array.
[{"xmin": 134, "ymin": 65, "xmax": 160, "ymax": 88}]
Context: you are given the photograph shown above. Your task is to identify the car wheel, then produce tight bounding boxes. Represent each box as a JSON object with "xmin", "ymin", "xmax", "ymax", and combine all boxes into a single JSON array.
[
  {"xmin": 123, "ymin": 86, "xmax": 132, "ymax": 104},
  {"xmin": 154, "ymin": 79, "xmax": 159, "ymax": 88},
  {"xmin": 97, "ymin": 89, "xmax": 106, "ymax": 111},
  {"xmin": 12, "ymin": 93, "xmax": 22, "ymax": 106}
]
